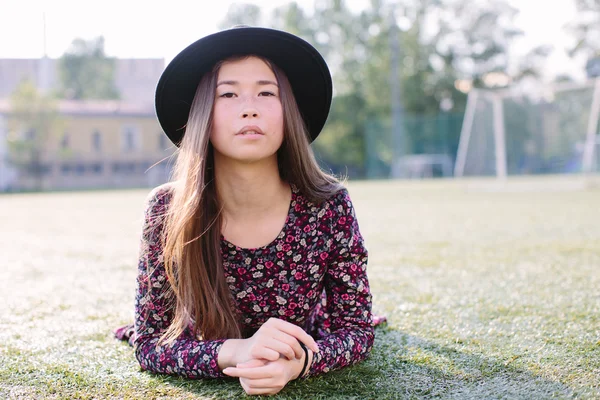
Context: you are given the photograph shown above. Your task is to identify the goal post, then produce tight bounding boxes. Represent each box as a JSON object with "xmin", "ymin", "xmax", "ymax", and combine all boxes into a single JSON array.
[
  {"xmin": 454, "ymin": 78, "xmax": 600, "ymax": 178},
  {"xmin": 582, "ymin": 78, "xmax": 600, "ymax": 173}
]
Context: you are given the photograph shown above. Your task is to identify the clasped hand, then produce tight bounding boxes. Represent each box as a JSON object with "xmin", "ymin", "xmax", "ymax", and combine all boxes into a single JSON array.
[{"xmin": 222, "ymin": 317, "xmax": 318, "ymax": 396}]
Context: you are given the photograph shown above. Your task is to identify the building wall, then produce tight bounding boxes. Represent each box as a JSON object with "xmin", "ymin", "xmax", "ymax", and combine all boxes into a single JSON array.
[{"xmin": 9, "ymin": 112, "xmax": 176, "ymax": 191}]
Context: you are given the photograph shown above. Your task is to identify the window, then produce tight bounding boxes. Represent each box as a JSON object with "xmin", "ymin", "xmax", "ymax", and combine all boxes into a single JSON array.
[
  {"xmin": 90, "ymin": 163, "xmax": 103, "ymax": 174},
  {"xmin": 60, "ymin": 133, "xmax": 69, "ymax": 149},
  {"xmin": 121, "ymin": 125, "xmax": 140, "ymax": 152},
  {"xmin": 112, "ymin": 162, "xmax": 137, "ymax": 174},
  {"xmin": 75, "ymin": 163, "xmax": 85, "ymax": 175},
  {"xmin": 27, "ymin": 163, "xmax": 51, "ymax": 176},
  {"xmin": 92, "ymin": 130, "xmax": 102, "ymax": 152},
  {"xmin": 61, "ymin": 164, "xmax": 71, "ymax": 175}
]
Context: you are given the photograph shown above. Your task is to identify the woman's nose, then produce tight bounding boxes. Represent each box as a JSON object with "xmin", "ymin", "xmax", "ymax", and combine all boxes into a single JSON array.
[
  {"xmin": 241, "ymin": 109, "xmax": 259, "ymax": 118},
  {"xmin": 240, "ymin": 97, "xmax": 260, "ymax": 118}
]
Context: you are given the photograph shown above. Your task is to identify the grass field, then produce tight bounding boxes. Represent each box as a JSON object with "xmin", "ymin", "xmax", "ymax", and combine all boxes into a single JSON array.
[{"xmin": 1, "ymin": 176, "xmax": 599, "ymax": 399}]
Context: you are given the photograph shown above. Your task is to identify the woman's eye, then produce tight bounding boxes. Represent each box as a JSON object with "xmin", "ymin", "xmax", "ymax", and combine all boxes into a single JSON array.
[
  {"xmin": 219, "ymin": 93, "xmax": 236, "ymax": 98},
  {"xmin": 259, "ymin": 91, "xmax": 276, "ymax": 97}
]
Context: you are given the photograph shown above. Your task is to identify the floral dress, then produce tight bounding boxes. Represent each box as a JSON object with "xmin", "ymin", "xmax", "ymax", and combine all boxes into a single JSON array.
[{"xmin": 119, "ymin": 183, "xmax": 378, "ymax": 378}]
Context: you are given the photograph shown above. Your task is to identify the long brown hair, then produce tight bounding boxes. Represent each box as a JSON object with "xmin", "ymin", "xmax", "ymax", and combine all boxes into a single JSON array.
[{"xmin": 159, "ymin": 55, "xmax": 343, "ymax": 344}]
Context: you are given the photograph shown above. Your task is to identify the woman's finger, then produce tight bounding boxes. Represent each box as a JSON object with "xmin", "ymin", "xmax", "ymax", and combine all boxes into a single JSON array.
[
  {"xmin": 236, "ymin": 359, "xmax": 267, "ymax": 369},
  {"xmin": 250, "ymin": 346, "xmax": 280, "ymax": 362},
  {"xmin": 267, "ymin": 318, "xmax": 319, "ymax": 353},
  {"xmin": 240, "ymin": 379, "xmax": 283, "ymax": 396},
  {"xmin": 223, "ymin": 365, "xmax": 271, "ymax": 379},
  {"xmin": 259, "ymin": 333, "xmax": 301, "ymax": 360},
  {"xmin": 241, "ymin": 377, "xmax": 283, "ymax": 389}
]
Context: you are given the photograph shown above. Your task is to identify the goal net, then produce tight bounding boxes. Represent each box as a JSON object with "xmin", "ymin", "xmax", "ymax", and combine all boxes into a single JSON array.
[{"xmin": 454, "ymin": 78, "xmax": 600, "ymax": 178}]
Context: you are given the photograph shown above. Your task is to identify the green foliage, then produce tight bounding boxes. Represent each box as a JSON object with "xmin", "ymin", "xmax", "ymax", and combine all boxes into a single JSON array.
[
  {"xmin": 6, "ymin": 80, "xmax": 63, "ymax": 189},
  {"xmin": 217, "ymin": 0, "xmax": 544, "ymax": 177},
  {"xmin": 217, "ymin": 3, "xmax": 262, "ymax": 29},
  {"xmin": 57, "ymin": 36, "xmax": 120, "ymax": 100},
  {"xmin": 568, "ymin": 0, "xmax": 600, "ymax": 59}
]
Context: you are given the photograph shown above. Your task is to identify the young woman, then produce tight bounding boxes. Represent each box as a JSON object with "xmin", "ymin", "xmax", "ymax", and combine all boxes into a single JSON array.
[{"xmin": 116, "ymin": 26, "xmax": 383, "ymax": 396}]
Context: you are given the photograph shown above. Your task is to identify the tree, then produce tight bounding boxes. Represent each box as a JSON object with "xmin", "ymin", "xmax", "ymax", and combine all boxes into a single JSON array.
[
  {"xmin": 218, "ymin": 3, "xmax": 262, "ymax": 30},
  {"xmin": 567, "ymin": 0, "xmax": 600, "ymax": 78},
  {"xmin": 6, "ymin": 80, "xmax": 63, "ymax": 190},
  {"xmin": 568, "ymin": 0, "xmax": 600, "ymax": 59},
  {"xmin": 218, "ymin": 0, "xmax": 535, "ymax": 177},
  {"xmin": 58, "ymin": 36, "xmax": 120, "ymax": 100}
]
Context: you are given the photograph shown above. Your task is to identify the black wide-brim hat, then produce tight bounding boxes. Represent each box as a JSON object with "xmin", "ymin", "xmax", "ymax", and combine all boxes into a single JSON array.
[{"xmin": 155, "ymin": 26, "xmax": 333, "ymax": 146}]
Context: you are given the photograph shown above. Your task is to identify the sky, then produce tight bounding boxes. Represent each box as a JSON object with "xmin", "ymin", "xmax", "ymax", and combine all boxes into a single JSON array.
[{"xmin": 0, "ymin": 0, "xmax": 588, "ymax": 81}]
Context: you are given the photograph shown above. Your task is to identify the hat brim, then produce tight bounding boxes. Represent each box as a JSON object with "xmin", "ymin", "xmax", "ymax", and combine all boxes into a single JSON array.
[{"xmin": 155, "ymin": 27, "xmax": 332, "ymax": 146}]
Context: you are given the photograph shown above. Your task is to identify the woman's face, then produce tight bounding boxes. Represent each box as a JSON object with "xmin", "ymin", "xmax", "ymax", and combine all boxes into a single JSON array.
[{"xmin": 211, "ymin": 56, "xmax": 284, "ymax": 165}]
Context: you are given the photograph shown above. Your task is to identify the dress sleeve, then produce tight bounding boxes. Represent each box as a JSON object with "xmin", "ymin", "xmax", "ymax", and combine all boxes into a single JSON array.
[
  {"xmin": 133, "ymin": 185, "xmax": 227, "ymax": 378},
  {"xmin": 308, "ymin": 189, "xmax": 374, "ymax": 377}
]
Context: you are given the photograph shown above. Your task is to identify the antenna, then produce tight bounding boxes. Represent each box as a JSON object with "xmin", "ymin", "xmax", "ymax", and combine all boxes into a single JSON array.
[{"xmin": 43, "ymin": 12, "xmax": 47, "ymax": 57}]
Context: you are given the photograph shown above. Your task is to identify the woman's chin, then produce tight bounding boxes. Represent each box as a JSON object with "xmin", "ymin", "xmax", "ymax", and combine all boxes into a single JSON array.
[{"xmin": 225, "ymin": 152, "xmax": 278, "ymax": 166}]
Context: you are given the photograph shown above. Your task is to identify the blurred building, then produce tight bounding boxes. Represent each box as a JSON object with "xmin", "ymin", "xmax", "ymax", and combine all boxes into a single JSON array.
[
  {"xmin": 0, "ymin": 99, "xmax": 175, "ymax": 191},
  {"xmin": 0, "ymin": 57, "xmax": 176, "ymax": 191}
]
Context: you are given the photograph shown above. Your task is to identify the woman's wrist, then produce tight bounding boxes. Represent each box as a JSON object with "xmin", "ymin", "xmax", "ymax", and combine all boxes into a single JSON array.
[
  {"xmin": 217, "ymin": 339, "xmax": 245, "ymax": 370},
  {"xmin": 303, "ymin": 348, "xmax": 313, "ymax": 378},
  {"xmin": 292, "ymin": 347, "xmax": 313, "ymax": 380}
]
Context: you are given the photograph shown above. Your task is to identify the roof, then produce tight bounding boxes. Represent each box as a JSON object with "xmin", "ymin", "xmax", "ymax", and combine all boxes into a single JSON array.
[{"xmin": 0, "ymin": 99, "xmax": 155, "ymax": 117}]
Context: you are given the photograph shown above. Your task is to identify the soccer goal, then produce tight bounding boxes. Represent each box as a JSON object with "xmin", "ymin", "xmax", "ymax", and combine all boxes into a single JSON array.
[{"xmin": 454, "ymin": 78, "xmax": 600, "ymax": 178}]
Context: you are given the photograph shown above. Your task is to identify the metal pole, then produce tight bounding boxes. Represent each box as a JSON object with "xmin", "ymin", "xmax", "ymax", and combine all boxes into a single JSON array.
[
  {"xmin": 492, "ymin": 93, "xmax": 507, "ymax": 179},
  {"xmin": 43, "ymin": 12, "xmax": 47, "ymax": 57},
  {"xmin": 389, "ymin": 11, "xmax": 404, "ymax": 178},
  {"xmin": 582, "ymin": 78, "xmax": 600, "ymax": 173},
  {"xmin": 454, "ymin": 90, "xmax": 479, "ymax": 177}
]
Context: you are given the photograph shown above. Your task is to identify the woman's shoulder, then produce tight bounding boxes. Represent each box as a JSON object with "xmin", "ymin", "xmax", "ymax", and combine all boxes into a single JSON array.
[
  {"xmin": 294, "ymin": 184, "xmax": 353, "ymax": 216},
  {"xmin": 143, "ymin": 182, "xmax": 176, "ymax": 215}
]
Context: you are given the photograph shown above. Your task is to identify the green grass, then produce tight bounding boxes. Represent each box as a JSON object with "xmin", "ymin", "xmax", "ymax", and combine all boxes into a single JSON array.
[{"xmin": 1, "ymin": 176, "xmax": 599, "ymax": 399}]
